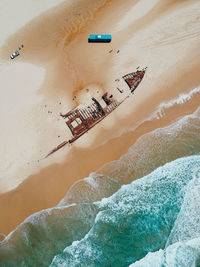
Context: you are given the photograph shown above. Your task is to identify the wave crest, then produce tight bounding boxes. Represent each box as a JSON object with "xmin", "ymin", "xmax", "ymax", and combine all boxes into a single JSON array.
[{"xmin": 50, "ymin": 156, "xmax": 200, "ymax": 266}]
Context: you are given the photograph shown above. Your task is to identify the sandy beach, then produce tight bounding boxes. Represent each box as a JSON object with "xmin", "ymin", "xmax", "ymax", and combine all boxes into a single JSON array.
[{"xmin": 0, "ymin": 0, "xmax": 200, "ymax": 236}]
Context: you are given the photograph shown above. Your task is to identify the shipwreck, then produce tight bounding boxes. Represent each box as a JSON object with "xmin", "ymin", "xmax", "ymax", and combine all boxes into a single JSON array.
[{"xmin": 45, "ymin": 68, "xmax": 147, "ymax": 158}]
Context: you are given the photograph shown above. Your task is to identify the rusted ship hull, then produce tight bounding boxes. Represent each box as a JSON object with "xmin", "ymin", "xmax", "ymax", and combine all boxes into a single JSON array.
[
  {"xmin": 123, "ymin": 67, "xmax": 146, "ymax": 93},
  {"xmin": 45, "ymin": 68, "xmax": 146, "ymax": 158},
  {"xmin": 68, "ymin": 97, "xmax": 128, "ymax": 144}
]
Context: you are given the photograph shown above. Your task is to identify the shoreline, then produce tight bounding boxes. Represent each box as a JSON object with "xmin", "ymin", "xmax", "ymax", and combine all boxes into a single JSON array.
[
  {"xmin": 0, "ymin": 0, "xmax": 200, "ymax": 236},
  {"xmin": 0, "ymin": 80, "xmax": 199, "ymax": 236}
]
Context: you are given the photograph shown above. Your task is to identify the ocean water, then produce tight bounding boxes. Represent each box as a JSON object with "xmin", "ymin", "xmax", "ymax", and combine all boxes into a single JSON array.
[
  {"xmin": 1, "ymin": 156, "xmax": 200, "ymax": 267},
  {"xmin": 0, "ymin": 93, "xmax": 199, "ymax": 266},
  {"xmin": 50, "ymin": 156, "xmax": 200, "ymax": 267}
]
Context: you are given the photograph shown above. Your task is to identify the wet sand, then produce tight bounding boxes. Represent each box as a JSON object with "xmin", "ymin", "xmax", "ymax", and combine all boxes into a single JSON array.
[{"xmin": 0, "ymin": 0, "xmax": 200, "ymax": 235}]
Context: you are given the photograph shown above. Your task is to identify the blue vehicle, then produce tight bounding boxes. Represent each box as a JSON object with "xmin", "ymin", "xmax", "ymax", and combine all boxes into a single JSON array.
[{"xmin": 88, "ymin": 34, "xmax": 111, "ymax": 43}]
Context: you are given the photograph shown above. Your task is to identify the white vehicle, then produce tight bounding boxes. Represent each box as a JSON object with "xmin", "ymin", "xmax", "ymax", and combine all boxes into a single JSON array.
[{"xmin": 10, "ymin": 51, "xmax": 20, "ymax": 59}]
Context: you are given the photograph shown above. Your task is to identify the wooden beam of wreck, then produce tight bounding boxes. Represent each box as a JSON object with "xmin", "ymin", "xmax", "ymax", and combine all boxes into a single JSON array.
[
  {"xmin": 85, "ymin": 108, "xmax": 91, "ymax": 118},
  {"xmin": 79, "ymin": 110, "xmax": 86, "ymax": 119},
  {"xmin": 93, "ymin": 104, "xmax": 101, "ymax": 118},
  {"xmin": 78, "ymin": 110, "xmax": 86, "ymax": 121},
  {"xmin": 82, "ymin": 109, "xmax": 88, "ymax": 119},
  {"xmin": 91, "ymin": 104, "xmax": 98, "ymax": 117},
  {"xmin": 91, "ymin": 104, "xmax": 97, "ymax": 117},
  {"xmin": 87, "ymin": 107, "xmax": 93, "ymax": 117},
  {"xmin": 44, "ymin": 141, "xmax": 69, "ymax": 158},
  {"xmin": 92, "ymin": 104, "xmax": 99, "ymax": 116}
]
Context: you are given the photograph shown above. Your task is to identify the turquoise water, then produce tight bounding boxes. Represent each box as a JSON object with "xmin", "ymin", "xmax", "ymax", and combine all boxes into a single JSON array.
[
  {"xmin": 0, "ymin": 105, "xmax": 199, "ymax": 266},
  {"xmin": 50, "ymin": 156, "xmax": 200, "ymax": 267},
  {"xmin": 1, "ymin": 156, "xmax": 200, "ymax": 267}
]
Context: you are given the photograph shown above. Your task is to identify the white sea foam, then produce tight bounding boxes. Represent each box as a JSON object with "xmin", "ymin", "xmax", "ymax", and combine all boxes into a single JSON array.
[
  {"xmin": 129, "ymin": 249, "xmax": 164, "ymax": 267},
  {"xmin": 129, "ymin": 238, "xmax": 200, "ymax": 267},
  {"xmin": 0, "ymin": 203, "xmax": 77, "ymax": 244},
  {"xmin": 50, "ymin": 156, "xmax": 200, "ymax": 267},
  {"xmin": 84, "ymin": 173, "xmax": 98, "ymax": 189},
  {"xmin": 165, "ymin": 166, "xmax": 200, "ymax": 248},
  {"xmin": 152, "ymin": 86, "xmax": 200, "ymax": 119},
  {"xmin": 24, "ymin": 204, "xmax": 76, "ymax": 224}
]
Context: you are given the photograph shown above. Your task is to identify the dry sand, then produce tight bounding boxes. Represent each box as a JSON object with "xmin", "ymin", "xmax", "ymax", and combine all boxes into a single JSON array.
[{"xmin": 0, "ymin": 0, "xmax": 200, "ymax": 235}]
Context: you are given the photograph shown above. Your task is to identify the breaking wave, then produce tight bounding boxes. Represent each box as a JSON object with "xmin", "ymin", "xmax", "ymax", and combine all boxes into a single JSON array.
[
  {"xmin": 0, "ymin": 104, "xmax": 199, "ymax": 266},
  {"xmin": 0, "ymin": 203, "xmax": 99, "ymax": 266},
  {"xmin": 50, "ymin": 156, "xmax": 200, "ymax": 266},
  {"xmin": 130, "ymin": 170, "xmax": 200, "ymax": 267},
  {"xmin": 153, "ymin": 86, "xmax": 200, "ymax": 119},
  {"xmin": 145, "ymin": 86, "xmax": 200, "ymax": 120}
]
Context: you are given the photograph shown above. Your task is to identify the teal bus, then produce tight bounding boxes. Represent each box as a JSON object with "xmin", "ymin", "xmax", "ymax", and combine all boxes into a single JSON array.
[{"xmin": 88, "ymin": 34, "xmax": 112, "ymax": 43}]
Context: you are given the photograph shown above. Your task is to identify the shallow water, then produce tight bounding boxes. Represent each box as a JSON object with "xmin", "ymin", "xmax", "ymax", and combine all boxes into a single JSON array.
[{"xmin": 0, "ymin": 102, "xmax": 199, "ymax": 266}]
